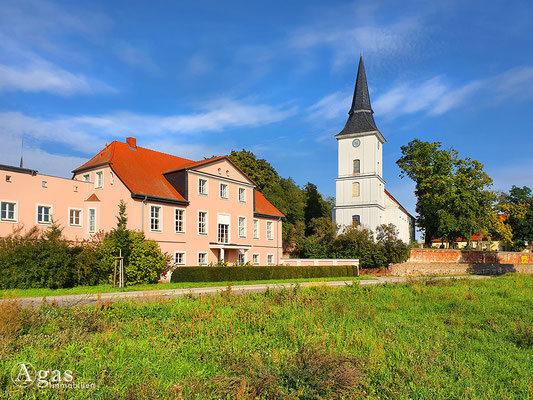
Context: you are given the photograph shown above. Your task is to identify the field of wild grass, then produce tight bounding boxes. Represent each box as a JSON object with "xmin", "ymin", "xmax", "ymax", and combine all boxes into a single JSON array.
[{"xmin": 1, "ymin": 274, "xmax": 532, "ymax": 399}]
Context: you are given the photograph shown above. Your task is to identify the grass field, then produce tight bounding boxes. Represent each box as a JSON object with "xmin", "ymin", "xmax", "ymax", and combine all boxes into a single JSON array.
[
  {"xmin": 0, "ymin": 276, "xmax": 374, "ymax": 299},
  {"xmin": 1, "ymin": 274, "xmax": 532, "ymax": 399}
]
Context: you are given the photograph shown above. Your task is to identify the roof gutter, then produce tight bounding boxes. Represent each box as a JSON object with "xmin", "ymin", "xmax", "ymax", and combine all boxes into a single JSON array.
[
  {"xmin": 131, "ymin": 193, "xmax": 189, "ymax": 206},
  {"xmin": 253, "ymin": 212, "xmax": 285, "ymax": 221}
]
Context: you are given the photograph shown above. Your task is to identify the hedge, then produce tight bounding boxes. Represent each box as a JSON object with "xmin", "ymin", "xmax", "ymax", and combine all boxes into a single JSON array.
[{"xmin": 170, "ymin": 265, "xmax": 358, "ymax": 283}]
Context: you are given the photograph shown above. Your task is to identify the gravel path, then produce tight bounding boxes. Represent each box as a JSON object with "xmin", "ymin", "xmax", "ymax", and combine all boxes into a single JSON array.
[{"xmin": 2, "ymin": 275, "xmax": 492, "ymax": 308}]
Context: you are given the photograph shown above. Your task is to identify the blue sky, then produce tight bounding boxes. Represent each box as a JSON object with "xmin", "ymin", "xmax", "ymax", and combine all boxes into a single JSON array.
[{"xmin": 1, "ymin": 0, "xmax": 533, "ymax": 217}]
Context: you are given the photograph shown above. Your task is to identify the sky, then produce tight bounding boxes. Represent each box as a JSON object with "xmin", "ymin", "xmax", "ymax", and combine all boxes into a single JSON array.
[{"xmin": 1, "ymin": 0, "xmax": 533, "ymax": 219}]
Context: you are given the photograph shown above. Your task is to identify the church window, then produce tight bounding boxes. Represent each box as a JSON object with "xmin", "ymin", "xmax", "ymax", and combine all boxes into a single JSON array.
[
  {"xmin": 352, "ymin": 182, "xmax": 360, "ymax": 197},
  {"xmin": 353, "ymin": 159, "xmax": 360, "ymax": 174},
  {"xmin": 352, "ymin": 215, "xmax": 360, "ymax": 225}
]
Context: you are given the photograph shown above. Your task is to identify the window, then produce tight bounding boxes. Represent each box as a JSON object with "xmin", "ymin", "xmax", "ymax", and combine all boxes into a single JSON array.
[
  {"xmin": 217, "ymin": 223, "xmax": 229, "ymax": 243},
  {"xmin": 198, "ymin": 211, "xmax": 207, "ymax": 234},
  {"xmin": 352, "ymin": 182, "xmax": 360, "ymax": 197},
  {"xmin": 174, "ymin": 252, "xmax": 185, "ymax": 266},
  {"xmin": 353, "ymin": 159, "xmax": 360, "ymax": 174},
  {"xmin": 238, "ymin": 217, "xmax": 246, "ymax": 238},
  {"xmin": 253, "ymin": 219, "xmax": 259, "ymax": 239},
  {"xmin": 88, "ymin": 208, "xmax": 96, "ymax": 233},
  {"xmin": 378, "ymin": 142, "xmax": 380, "ymax": 149},
  {"xmin": 42, "ymin": 181, "xmax": 47, "ymax": 188},
  {"xmin": 238, "ymin": 187, "xmax": 246, "ymax": 203},
  {"xmin": 266, "ymin": 221, "xmax": 273, "ymax": 240},
  {"xmin": 198, "ymin": 178, "xmax": 208, "ymax": 195},
  {"xmin": 175, "ymin": 209, "xmax": 184, "ymax": 233},
  {"xmin": 237, "ymin": 253, "xmax": 245, "ymax": 265},
  {"xmin": 1, "ymin": 201, "xmax": 16, "ymax": 221},
  {"xmin": 110, "ymin": 172, "xmax": 115, "ymax": 185},
  {"xmin": 95, "ymin": 171, "xmax": 103, "ymax": 188},
  {"xmin": 69, "ymin": 209, "xmax": 82, "ymax": 226},
  {"xmin": 37, "ymin": 205, "xmax": 52, "ymax": 224},
  {"xmin": 220, "ymin": 183, "xmax": 228, "ymax": 199},
  {"xmin": 252, "ymin": 254, "xmax": 259, "ymax": 265},
  {"xmin": 267, "ymin": 254, "xmax": 274, "ymax": 265},
  {"xmin": 5, "ymin": 175, "xmax": 11, "ymax": 182},
  {"xmin": 352, "ymin": 215, "xmax": 360, "ymax": 225},
  {"xmin": 83, "ymin": 174, "xmax": 90, "ymax": 182},
  {"xmin": 150, "ymin": 206, "xmax": 161, "ymax": 232},
  {"xmin": 198, "ymin": 252, "xmax": 207, "ymax": 266}
]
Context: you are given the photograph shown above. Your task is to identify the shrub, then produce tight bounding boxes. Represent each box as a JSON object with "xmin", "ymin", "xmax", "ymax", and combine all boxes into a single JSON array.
[
  {"xmin": 170, "ymin": 265, "xmax": 357, "ymax": 283},
  {"xmin": 126, "ymin": 231, "xmax": 168, "ymax": 285},
  {"xmin": 376, "ymin": 224, "xmax": 411, "ymax": 265}
]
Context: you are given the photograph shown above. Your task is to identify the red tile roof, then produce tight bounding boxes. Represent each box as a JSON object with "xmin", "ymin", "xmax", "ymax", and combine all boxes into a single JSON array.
[
  {"xmin": 73, "ymin": 139, "xmax": 283, "ymax": 217},
  {"xmin": 254, "ymin": 191, "xmax": 284, "ymax": 217},
  {"xmin": 85, "ymin": 194, "xmax": 100, "ymax": 202}
]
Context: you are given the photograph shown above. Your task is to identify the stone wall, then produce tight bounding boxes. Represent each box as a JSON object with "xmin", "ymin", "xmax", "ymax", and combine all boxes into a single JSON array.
[
  {"xmin": 388, "ymin": 262, "xmax": 533, "ymax": 276},
  {"xmin": 389, "ymin": 249, "xmax": 533, "ymax": 276}
]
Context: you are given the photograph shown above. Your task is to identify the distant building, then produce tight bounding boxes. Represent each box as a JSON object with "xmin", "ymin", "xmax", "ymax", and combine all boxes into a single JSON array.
[
  {"xmin": 0, "ymin": 138, "xmax": 284, "ymax": 266},
  {"xmin": 333, "ymin": 55, "xmax": 415, "ymax": 243}
]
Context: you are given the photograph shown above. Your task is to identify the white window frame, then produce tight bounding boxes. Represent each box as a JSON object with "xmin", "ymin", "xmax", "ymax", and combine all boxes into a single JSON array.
[
  {"xmin": 174, "ymin": 252, "xmax": 186, "ymax": 266},
  {"xmin": 266, "ymin": 221, "xmax": 273, "ymax": 241},
  {"xmin": 197, "ymin": 252, "xmax": 208, "ymax": 266},
  {"xmin": 237, "ymin": 252, "xmax": 245, "ymax": 265},
  {"xmin": 252, "ymin": 254, "xmax": 260, "ymax": 266},
  {"xmin": 36, "ymin": 204, "xmax": 53, "ymax": 225},
  {"xmin": 219, "ymin": 183, "xmax": 228, "ymax": 200},
  {"xmin": 110, "ymin": 171, "xmax": 115, "ymax": 185},
  {"xmin": 82, "ymin": 173, "xmax": 90, "ymax": 182},
  {"xmin": 238, "ymin": 216, "xmax": 246, "ymax": 238},
  {"xmin": 267, "ymin": 254, "xmax": 274, "ymax": 266},
  {"xmin": 95, "ymin": 170, "xmax": 104, "ymax": 189},
  {"xmin": 0, "ymin": 200, "xmax": 18, "ymax": 222},
  {"xmin": 217, "ymin": 223, "xmax": 230, "ymax": 244},
  {"xmin": 68, "ymin": 208, "xmax": 83, "ymax": 227},
  {"xmin": 175, "ymin": 208, "xmax": 185, "ymax": 234},
  {"xmin": 238, "ymin": 187, "xmax": 246, "ymax": 203},
  {"xmin": 150, "ymin": 205, "xmax": 163, "ymax": 232},
  {"xmin": 88, "ymin": 208, "xmax": 97, "ymax": 233},
  {"xmin": 253, "ymin": 219, "xmax": 259, "ymax": 239},
  {"xmin": 198, "ymin": 211, "xmax": 208, "ymax": 235},
  {"xmin": 198, "ymin": 178, "xmax": 208, "ymax": 196}
]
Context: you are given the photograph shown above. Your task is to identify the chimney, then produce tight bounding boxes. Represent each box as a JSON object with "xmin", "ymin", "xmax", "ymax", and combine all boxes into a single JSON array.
[{"xmin": 126, "ymin": 137, "xmax": 137, "ymax": 150}]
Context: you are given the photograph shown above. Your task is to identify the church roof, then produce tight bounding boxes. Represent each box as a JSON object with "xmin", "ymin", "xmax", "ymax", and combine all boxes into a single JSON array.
[{"xmin": 337, "ymin": 54, "xmax": 379, "ymax": 136}]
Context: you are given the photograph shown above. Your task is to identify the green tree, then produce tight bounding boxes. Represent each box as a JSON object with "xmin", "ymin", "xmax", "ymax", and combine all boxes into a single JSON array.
[
  {"xmin": 498, "ymin": 186, "xmax": 533, "ymax": 250},
  {"xmin": 397, "ymin": 139, "xmax": 494, "ymax": 246},
  {"xmin": 376, "ymin": 224, "xmax": 410, "ymax": 265},
  {"xmin": 303, "ymin": 183, "xmax": 332, "ymax": 235}
]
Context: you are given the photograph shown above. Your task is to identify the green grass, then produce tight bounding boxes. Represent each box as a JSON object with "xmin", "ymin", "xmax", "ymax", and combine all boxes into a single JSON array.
[
  {"xmin": 1, "ymin": 274, "xmax": 532, "ymax": 399},
  {"xmin": 0, "ymin": 276, "xmax": 375, "ymax": 299}
]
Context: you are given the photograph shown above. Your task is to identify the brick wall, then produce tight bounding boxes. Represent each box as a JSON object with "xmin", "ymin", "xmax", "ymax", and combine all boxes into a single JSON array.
[
  {"xmin": 409, "ymin": 249, "xmax": 533, "ymax": 264},
  {"xmin": 389, "ymin": 249, "xmax": 533, "ymax": 276}
]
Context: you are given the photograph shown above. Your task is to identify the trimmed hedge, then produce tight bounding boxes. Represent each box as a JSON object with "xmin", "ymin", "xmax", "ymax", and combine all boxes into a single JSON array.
[{"xmin": 170, "ymin": 265, "xmax": 358, "ymax": 283}]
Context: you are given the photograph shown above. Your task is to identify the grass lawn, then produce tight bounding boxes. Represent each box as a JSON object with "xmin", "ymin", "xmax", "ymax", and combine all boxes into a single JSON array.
[
  {"xmin": 1, "ymin": 274, "xmax": 532, "ymax": 399},
  {"xmin": 0, "ymin": 276, "xmax": 375, "ymax": 299}
]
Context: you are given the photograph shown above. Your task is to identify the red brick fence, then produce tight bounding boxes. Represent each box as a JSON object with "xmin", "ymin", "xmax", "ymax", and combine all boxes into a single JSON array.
[{"xmin": 389, "ymin": 249, "xmax": 533, "ymax": 276}]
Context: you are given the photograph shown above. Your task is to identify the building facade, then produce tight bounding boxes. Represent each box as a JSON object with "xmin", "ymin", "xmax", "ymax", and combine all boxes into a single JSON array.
[
  {"xmin": 0, "ymin": 138, "xmax": 284, "ymax": 266},
  {"xmin": 333, "ymin": 55, "xmax": 415, "ymax": 243}
]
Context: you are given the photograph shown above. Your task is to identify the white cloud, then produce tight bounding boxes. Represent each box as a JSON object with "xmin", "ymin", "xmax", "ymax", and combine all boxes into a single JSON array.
[
  {"xmin": 309, "ymin": 66, "xmax": 533, "ymax": 122},
  {"xmin": 0, "ymin": 62, "xmax": 115, "ymax": 96},
  {"xmin": 0, "ymin": 98, "xmax": 298, "ymax": 175},
  {"xmin": 0, "ymin": 0, "xmax": 115, "ymax": 95}
]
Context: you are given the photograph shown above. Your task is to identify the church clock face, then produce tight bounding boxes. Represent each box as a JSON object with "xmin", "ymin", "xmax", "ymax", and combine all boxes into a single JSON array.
[{"xmin": 352, "ymin": 139, "xmax": 361, "ymax": 148}]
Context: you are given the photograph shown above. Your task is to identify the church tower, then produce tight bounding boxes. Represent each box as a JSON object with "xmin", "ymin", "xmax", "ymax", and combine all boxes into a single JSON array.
[{"xmin": 333, "ymin": 54, "xmax": 386, "ymax": 232}]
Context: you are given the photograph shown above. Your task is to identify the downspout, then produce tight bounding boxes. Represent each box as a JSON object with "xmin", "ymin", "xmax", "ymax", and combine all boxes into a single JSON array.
[
  {"xmin": 141, "ymin": 195, "xmax": 148, "ymax": 232},
  {"xmin": 277, "ymin": 218, "xmax": 280, "ymax": 265}
]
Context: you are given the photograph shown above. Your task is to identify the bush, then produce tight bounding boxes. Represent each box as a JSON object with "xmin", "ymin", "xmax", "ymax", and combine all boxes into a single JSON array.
[
  {"xmin": 0, "ymin": 225, "xmax": 79, "ymax": 289},
  {"xmin": 170, "ymin": 265, "xmax": 357, "ymax": 283},
  {"xmin": 126, "ymin": 231, "xmax": 168, "ymax": 285}
]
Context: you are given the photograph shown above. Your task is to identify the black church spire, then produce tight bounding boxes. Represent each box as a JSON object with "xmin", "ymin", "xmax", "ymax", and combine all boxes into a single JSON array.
[{"xmin": 337, "ymin": 54, "xmax": 379, "ymax": 136}]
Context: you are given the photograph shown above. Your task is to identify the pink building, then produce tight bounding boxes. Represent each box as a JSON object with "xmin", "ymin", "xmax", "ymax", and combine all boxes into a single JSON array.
[{"xmin": 0, "ymin": 137, "xmax": 284, "ymax": 267}]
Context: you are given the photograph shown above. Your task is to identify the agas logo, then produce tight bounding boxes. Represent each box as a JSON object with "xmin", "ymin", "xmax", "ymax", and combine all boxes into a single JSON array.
[
  {"xmin": 11, "ymin": 362, "xmax": 36, "ymax": 388},
  {"xmin": 11, "ymin": 362, "xmax": 74, "ymax": 389}
]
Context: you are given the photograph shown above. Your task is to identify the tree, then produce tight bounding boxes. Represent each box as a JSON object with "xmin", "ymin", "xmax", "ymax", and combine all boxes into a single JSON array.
[
  {"xmin": 303, "ymin": 183, "xmax": 332, "ymax": 235},
  {"xmin": 497, "ymin": 186, "xmax": 532, "ymax": 250},
  {"xmin": 376, "ymin": 224, "xmax": 410, "ymax": 264},
  {"xmin": 397, "ymin": 139, "xmax": 494, "ymax": 246}
]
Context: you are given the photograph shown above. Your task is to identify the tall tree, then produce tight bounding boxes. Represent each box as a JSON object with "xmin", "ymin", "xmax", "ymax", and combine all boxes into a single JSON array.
[
  {"xmin": 397, "ymin": 139, "xmax": 494, "ymax": 245},
  {"xmin": 498, "ymin": 186, "xmax": 532, "ymax": 250}
]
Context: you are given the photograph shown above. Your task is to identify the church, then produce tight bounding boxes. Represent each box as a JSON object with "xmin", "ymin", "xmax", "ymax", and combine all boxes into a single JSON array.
[{"xmin": 333, "ymin": 55, "xmax": 415, "ymax": 243}]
